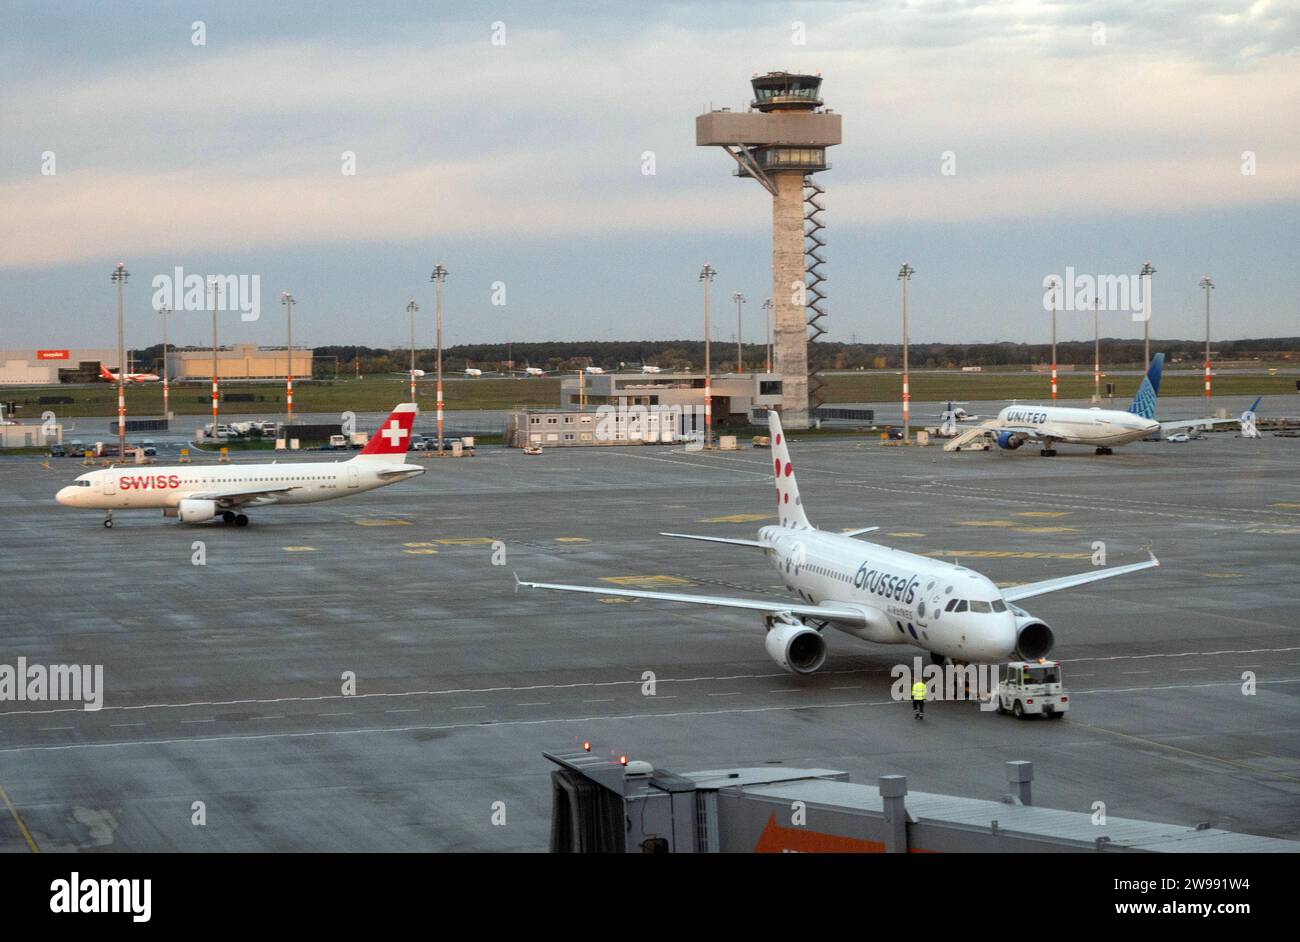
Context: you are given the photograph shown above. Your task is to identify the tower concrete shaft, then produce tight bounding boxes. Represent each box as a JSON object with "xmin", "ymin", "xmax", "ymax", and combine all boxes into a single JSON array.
[{"xmin": 773, "ymin": 172, "xmax": 809, "ymax": 424}]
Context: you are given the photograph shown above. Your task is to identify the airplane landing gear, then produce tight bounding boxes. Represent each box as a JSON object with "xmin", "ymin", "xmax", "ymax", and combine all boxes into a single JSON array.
[
  {"xmin": 1039, "ymin": 448, "xmax": 1057, "ymax": 457},
  {"xmin": 103, "ymin": 513, "xmax": 113, "ymax": 529},
  {"xmin": 1095, "ymin": 447, "xmax": 1113, "ymax": 455},
  {"xmin": 222, "ymin": 511, "xmax": 236, "ymax": 525},
  {"xmin": 235, "ymin": 514, "xmax": 249, "ymax": 527}
]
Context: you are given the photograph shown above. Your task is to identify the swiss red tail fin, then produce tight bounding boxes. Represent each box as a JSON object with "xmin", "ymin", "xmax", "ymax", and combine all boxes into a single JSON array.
[{"xmin": 355, "ymin": 403, "xmax": 418, "ymax": 460}]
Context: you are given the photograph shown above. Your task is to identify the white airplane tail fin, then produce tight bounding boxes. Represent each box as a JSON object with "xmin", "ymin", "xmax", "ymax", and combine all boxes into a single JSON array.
[{"xmin": 768, "ymin": 411, "xmax": 812, "ymax": 530}]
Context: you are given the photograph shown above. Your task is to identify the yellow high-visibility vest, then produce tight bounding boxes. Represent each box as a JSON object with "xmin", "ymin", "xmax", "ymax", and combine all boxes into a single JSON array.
[{"xmin": 911, "ymin": 681, "xmax": 926, "ymax": 701}]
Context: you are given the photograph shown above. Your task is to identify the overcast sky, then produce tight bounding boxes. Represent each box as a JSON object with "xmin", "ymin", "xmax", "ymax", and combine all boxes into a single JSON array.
[{"xmin": 2, "ymin": 1, "xmax": 1297, "ymax": 351}]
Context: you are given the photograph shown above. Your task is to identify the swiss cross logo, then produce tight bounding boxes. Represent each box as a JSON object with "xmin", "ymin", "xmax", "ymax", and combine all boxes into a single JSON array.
[{"xmin": 381, "ymin": 420, "xmax": 409, "ymax": 446}]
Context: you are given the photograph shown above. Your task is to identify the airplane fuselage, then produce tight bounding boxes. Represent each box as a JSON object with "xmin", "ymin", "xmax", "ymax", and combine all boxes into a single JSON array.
[
  {"xmin": 997, "ymin": 405, "xmax": 1158, "ymax": 447},
  {"xmin": 759, "ymin": 526, "xmax": 1022, "ymax": 662},
  {"xmin": 56, "ymin": 460, "xmax": 420, "ymax": 510}
]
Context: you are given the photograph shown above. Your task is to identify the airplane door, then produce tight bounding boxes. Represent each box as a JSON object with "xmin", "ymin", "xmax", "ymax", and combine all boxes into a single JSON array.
[
  {"xmin": 102, "ymin": 472, "xmax": 116, "ymax": 496},
  {"xmin": 346, "ymin": 465, "xmax": 359, "ymax": 489}
]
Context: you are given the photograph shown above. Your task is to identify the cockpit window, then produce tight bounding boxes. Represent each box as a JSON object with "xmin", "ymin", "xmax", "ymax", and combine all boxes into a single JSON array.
[
  {"xmin": 75, "ymin": 480, "xmax": 91, "ymax": 487},
  {"xmin": 944, "ymin": 599, "xmax": 957, "ymax": 612},
  {"xmin": 991, "ymin": 599, "xmax": 1007, "ymax": 612},
  {"xmin": 953, "ymin": 600, "xmax": 968, "ymax": 613},
  {"xmin": 970, "ymin": 600, "xmax": 992, "ymax": 613}
]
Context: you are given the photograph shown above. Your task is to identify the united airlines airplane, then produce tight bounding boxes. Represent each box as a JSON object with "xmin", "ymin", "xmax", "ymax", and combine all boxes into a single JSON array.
[
  {"xmin": 950, "ymin": 354, "xmax": 1257, "ymax": 455},
  {"xmin": 519, "ymin": 411, "xmax": 1159, "ymax": 673}
]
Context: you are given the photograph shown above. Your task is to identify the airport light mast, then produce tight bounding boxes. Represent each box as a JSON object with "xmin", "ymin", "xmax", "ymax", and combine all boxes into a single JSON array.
[
  {"xmin": 762, "ymin": 298, "xmax": 773, "ymax": 372},
  {"xmin": 111, "ymin": 262, "xmax": 129, "ymax": 459},
  {"xmin": 732, "ymin": 291, "xmax": 746, "ymax": 374},
  {"xmin": 430, "ymin": 264, "xmax": 448, "ymax": 455},
  {"xmin": 208, "ymin": 276, "xmax": 221, "ymax": 441},
  {"xmin": 406, "ymin": 299, "xmax": 420, "ymax": 404},
  {"xmin": 1092, "ymin": 294, "xmax": 1100, "ymax": 402},
  {"xmin": 1140, "ymin": 260, "xmax": 1156, "ymax": 367},
  {"xmin": 1200, "ymin": 275, "xmax": 1214, "ymax": 402},
  {"xmin": 700, "ymin": 263, "xmax": 716, "ymax": 449},
  {"xmin": 159, "ymin": 302, "xmax": 170, "ymax": 423},
  {"xmin": 897, "ymin": 262, "xmax": 914, "ymax": 440},
  {"xmin": 281, "ymin": 292, "xmax": 296, "ymax": 424},
  {"xmin": 1047, "ymin": 275, "xmax": 1059, "ymax": 402}
]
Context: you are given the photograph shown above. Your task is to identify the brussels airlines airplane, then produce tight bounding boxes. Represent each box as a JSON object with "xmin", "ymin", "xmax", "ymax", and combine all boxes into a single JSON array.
[
  {"xmin": 56, "ymin": 403, "xmax": 423, "ymax": 528},
  {"xmin": 952, "ymin": 354, "xmax": 1256, "ymax": 456},
  {"xmin": 519, "ymin": 411, "xmax": 1159, "ymax": 673}
]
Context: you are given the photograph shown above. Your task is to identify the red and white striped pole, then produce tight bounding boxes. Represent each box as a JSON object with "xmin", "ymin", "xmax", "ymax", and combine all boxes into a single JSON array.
[
  {"xmin": 1200, "ymin": 276, "xmax": 1214, "ymax": 402},
  {"xmin": 431, "ymin": 264, "xmax": 448, "ymax": 455},
  {"xmin": 1049, "ymin": 277, "xmax": 1058, "ymax": 402},
  {"xmin": 700, "ymin": 263, "xmax": 716, "ymax": 449},
  {"xmin": 282, "ymin": 292, "xmax": 296, "ymax": 425},
  {"xmin": 898, "ymin": 262, "xmax": 915, "ymax": 439},
  {"xmin": 111, "ymin": 262, "xmax": 129, "ymax": 457},
  {"xmin": 209, "ymin": 276, "xmax": 220, "ymax": 441}
]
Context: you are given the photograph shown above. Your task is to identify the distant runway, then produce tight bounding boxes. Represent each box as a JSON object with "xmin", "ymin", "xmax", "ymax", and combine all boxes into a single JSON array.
[{"xmin": 1, "ymin": 428, "xmax": 1297, "ymax": 850}]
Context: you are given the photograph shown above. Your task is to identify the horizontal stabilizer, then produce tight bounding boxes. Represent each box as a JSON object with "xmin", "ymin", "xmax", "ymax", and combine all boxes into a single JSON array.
[{"xmin": 660, "ymin": 532, "xmax": 770, "ymax": 549}]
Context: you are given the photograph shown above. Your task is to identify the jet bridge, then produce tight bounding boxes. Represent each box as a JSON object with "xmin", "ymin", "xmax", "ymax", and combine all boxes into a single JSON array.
[{"xmin": 545, "ymin": 745, "xmax": 1300, "ymax": 853}]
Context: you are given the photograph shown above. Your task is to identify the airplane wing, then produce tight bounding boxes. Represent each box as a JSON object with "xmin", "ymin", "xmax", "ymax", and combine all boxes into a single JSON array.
[
  {"xmin": 1000, "ymin": 553, "xmax": 1159, "ymax": 603},
  {"xmin": 1160, "ymin": 417, "xmax": 1241, "ymax": 433},
  {"xmin": 190, "ymin": 484, "xmax": 297, "ymax": 507},
  {"xmin": 840, "ymin": 526, "xmax": 880, "ymax": 538},
  {"xmin": 516, "ymin": 576, "xmax": 870, "ymax": 625}
]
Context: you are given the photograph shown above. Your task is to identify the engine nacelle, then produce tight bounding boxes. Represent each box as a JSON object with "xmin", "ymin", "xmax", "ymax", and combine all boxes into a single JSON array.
[
  {"xmin": 1014, "ymin": 619, "xmax": 1055, "ymax": 660},
  {"xmin": 178, "ymin": 498, "xmax": 219, "ymax": 523},
  {"xmin": 996, "ymin": 431, "xmax": 1024, "ymax": 450},
  {"xmin": 764, "ymin": 621, "xmax": 828, "ymax": 675}
]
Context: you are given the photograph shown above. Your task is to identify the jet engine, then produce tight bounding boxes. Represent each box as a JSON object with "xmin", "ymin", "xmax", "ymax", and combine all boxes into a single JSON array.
[
  {"xmin": 1013, "ymin": 617, "xmax": 1055, "ymax": 660},
  {"xmin": 178, "ymin": 499, "xmax": 219, "ymax": 523},
  {"xmin": 764, "ymin": 621, "xmax": 828, "ymax": 675},
  {"xmin": 996, "ymin": 431, "xmax": 1024, "ymax": 450}
]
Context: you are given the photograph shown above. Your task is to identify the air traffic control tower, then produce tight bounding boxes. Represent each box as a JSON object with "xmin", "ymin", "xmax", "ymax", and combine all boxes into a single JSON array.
[{"xmin": 696, "ymin": 72, "xmax": 841, "ymax": 428}]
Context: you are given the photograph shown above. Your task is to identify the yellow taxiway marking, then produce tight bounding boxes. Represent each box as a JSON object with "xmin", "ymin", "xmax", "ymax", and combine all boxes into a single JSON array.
[
  {"xmin": 434, "ymin": 537, "xmax": 495, "ymax": 545},
  {"xmin": 554, "ymin": 537, "xmax": 590, "ymax": 543},
  {"xmin": 403, "ymin": 542, "xmax": 439, "ymax": 548},
  {"xmin": 698, "ymin": 513, "xmax": 773, "ymax": 524},
  {"xmin": 1247, "ymin": 528, "xmax": 1300, "ymax": 535},
  {"xmin": 598, "ymin": 597, "xmax": 636, "ymax": 604},
  {"xmin": 0, "ymin": 785, "xmax": 39, "ymax": 853},
  {"xmin": 601, "ymin": 575, "xmax": 692, "ymax": 588},
  {"xmin": 924, "ymin": 550, "xmax": 1092, "ymax": 560},
  {"xmin": 282, "ymin": 546, "xmax": 318, "ymax": 552},
  {"xmin": 887, "ymin": 531, "xmax": 925, "ymax": 538},
  {"xmin": 354, "ymin": 518, "xmax": 413, "ymax": 527},
  {"xmin": 1204, "ymin": 572, "xmax": 1246, "ymax": 579},
  {"xmin": 1014, "ymin": 511, "xmax": 1072, "ymax": 518},
  {"xmin": 1013, "ymin": 526, "xmax": 1078, "ymax": 534},
  {"xmin": 1270, "ymin": 502, "xmax": 1300, "ymax": 509},
  {"xmin": 958, "ymin": 520, "xmax": 1018, "ymax": 527},
  {"xmin": 402, "ymin": 549, "xmax": 439, "ymax": 555}
]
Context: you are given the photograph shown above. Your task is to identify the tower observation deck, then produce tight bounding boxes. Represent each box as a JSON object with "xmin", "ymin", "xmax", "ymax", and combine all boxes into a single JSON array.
[{"xmin": 696, "ymin": 72, "xmax": 841, "ymax": 428}]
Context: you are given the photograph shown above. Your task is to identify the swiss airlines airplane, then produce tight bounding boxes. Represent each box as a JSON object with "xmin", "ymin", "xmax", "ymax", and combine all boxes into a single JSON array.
[
  {"xmin": 951, "ymin": 354, "xmax": 1254, "ymax": 456},
  {"xmin": 99, "ymin": 364, "xmax": 160, "ymax": 384},
  {"xmin": 519, "ymin": 411, "xmax": 1159, "ymax": 673},
  {"xmin": 56, "ymin": 403, "xmax": 423, "ymax": 528}
]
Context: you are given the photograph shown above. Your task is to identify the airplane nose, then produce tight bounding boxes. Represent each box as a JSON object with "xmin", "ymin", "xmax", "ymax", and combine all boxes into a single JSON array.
[{"xmin": 55, "ymin": 486, "xmax": 72, "ymax": 506}]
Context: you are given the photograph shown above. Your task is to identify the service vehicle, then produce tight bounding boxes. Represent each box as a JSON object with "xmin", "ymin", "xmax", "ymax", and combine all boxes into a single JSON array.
[{"xmin": 991, "ymin": 660, "xmax": 1070, "ymax": 719}]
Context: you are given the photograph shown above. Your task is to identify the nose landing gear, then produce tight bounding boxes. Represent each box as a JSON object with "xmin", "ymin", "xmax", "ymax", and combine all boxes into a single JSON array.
[{"xmin": 103, "ymin": 513, "xmax": 113, "ymax": 529}]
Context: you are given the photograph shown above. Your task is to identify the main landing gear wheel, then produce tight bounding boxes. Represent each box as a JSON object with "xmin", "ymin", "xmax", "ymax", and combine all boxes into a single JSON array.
[
  {"xmin": 1040, "ymin": 448, "xmax": 1057, "ymax": 457},
  {"xmin": 1095, "ymin": 447, "xmax": 1113, "ymax": 455},
  {"xmin": 235, "ymin": 514, "xmax": 249, "ymax": 527},
  {"xmin": 222, "ymin": 511, "xmax": 236, "ymax": 524},
  {"xmin": 103, "ymin": 517, "xmax": 113, "ymax": 529}
]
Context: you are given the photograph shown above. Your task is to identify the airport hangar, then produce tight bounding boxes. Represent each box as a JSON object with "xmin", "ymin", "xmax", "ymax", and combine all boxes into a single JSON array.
[{"xmin": 0, "ymin": 344, "xmax": 311, "ymax": 384}]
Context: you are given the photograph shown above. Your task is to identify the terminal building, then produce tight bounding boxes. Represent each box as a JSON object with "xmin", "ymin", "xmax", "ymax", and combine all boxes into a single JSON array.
[
  {"xmin": 506, "ymin": 371, "xmax": 783, "ymax": 447},
  {"xmin": 0, "ymin": 344, "xmax": 311, "ymax": 384}
]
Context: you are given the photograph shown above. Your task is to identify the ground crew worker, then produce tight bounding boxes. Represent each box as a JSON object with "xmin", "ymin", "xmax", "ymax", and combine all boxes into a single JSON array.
[{"xmin": 911, "ymin": 678, "xmax": 927, "ymax": 719}]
